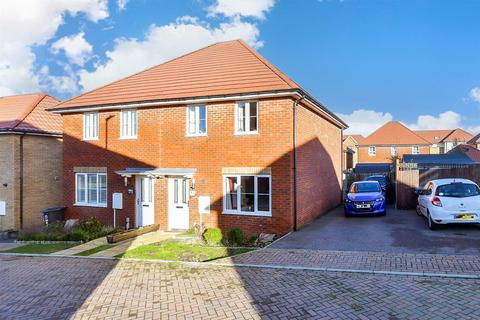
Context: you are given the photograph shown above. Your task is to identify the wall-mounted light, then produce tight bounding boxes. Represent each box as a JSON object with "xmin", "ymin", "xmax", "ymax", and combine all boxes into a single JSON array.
[{"xmin": 2, "ymin": 183, "xmax": 7, "ymax": 188}]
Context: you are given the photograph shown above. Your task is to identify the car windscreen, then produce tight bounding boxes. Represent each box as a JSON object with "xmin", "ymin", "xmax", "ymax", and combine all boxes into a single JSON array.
[
  {"xmin": 350, "ymin": 183, "xmax": 381, "ymax": 193},
  {"xmin": 365, "ymin": 176, "xmax": 386, "ymax": 185},
  {"xmin": 436, "ymin": 183, "xmax": 480, "ymax": 198}
]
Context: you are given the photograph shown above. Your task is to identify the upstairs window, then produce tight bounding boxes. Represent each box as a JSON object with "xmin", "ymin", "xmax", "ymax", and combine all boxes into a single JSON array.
[
  {"xmin": 186, "ymin": 105, "xmax": 207, "ymax": 136},
  {"xmin": 412, "ymin": 145, "xmax": 420, "ymax": 154},
  {"xmin": 368, "ymin": 146, "xmax": 376, "ymax": 156},
  {"xmin": 75, "ymin": 173, "xmax": 107, "ymax": 207},
  {"xmin": 235, "ymin": 101, "xmax": 258, "ymax": 134},
  {"xmin": 83, "ymin": 112, "xmax": 99, "ymax": 140},
  {"xmin": 120, "ymin": 109, "xmax": 137, "ymax": 139},
  {"xmin": 391, "ymin": 146, "xmax": 397, "ymax": 156}
]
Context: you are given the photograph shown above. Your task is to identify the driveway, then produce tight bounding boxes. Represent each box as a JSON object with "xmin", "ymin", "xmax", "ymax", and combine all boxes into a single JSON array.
[
  {"xmin": 1, "ymin": 256, "xmax": 480, "ymax": 320},
  {"xmin": 272, "ymin": 205, "xmax": 480, "ymax": 255}
]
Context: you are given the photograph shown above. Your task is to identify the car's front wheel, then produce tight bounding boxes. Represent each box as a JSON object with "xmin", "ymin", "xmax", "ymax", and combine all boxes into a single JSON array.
[{"xmin": 428, "ymin": 212, "xmax": 439, "ymax": 230}]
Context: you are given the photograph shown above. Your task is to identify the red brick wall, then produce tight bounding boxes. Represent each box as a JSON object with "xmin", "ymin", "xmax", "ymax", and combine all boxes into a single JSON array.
[
  {"xmin": 358, "ymin": 145, "xmax": 430, "ymax": 163},
  {"xmin": 295, "ymin": 103, "xmax": 343, "ymax": 228},
  {"xmin": 62, "ymin": 97, "xmax": 343, "ymax": 236}
]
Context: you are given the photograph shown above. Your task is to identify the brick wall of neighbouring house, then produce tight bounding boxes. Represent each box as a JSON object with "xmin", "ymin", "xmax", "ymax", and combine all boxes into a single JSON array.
[
  {"xmin": 358, "ymin": 145, "xmax": 430, "ymax": 163},
  {"xmin": 22, "ymin": 135, "xmax": 64, "ymax": 231},
  {"xmin": 295, "ymin": 103, "xmax": 343, "ymax": 229},
  {"xmin": 0, "ymin": 135, "xmax": 20, "ymax": 231}
]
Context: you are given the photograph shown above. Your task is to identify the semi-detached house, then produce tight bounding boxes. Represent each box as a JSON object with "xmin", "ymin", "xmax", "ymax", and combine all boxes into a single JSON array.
[{"xmin": 50, "ymin": 40, "xmax": 347, "ymax": 236}]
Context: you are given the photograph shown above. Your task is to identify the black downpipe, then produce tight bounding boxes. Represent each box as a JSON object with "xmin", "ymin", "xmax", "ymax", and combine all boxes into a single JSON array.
[
  {"xmin": 292, "ymin": 96, "xmax": 305, "ymax": 231},
  {"xmin": 19, "ymin": 134, "xmax": 25, "ymax": 229}
]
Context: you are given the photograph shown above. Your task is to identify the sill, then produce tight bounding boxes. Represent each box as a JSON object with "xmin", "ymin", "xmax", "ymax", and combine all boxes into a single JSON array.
[
  {"xmin": 186, "ymin": 133, "xmax": 208, "ymax": 137},
  {"xmin": 234, "ymin": 131, "xmax": 259, "ymax": 136},
  {"xmin": 120, "ymin": 136, "xmax": 137, "ymax": 140},
  {"xmin": 74, "ymin": 203, "xmax": 107, "ymax": 208},
  {"xmin": 83, "ymin": 138, "xmax": 99, "ymax": 141},
  {"xmin": 222, "ymin": 211, "xmax": 271, "ymax": 217}
]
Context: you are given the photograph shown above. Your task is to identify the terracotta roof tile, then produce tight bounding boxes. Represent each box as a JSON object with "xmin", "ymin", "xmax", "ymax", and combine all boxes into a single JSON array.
[
  {"xmin": 54, "ymin": 40, "xmax": 301, "ymax": 109},
  {"xmin": 468, "ymin": 133, "xmax": 480, "ymax": 144},
  {"xmin": 362, "ymin": 122, "xmax": 430, "ymax": 145},
  {"xmin": 413, "ymin": 130, "xmax": 452, "ymax": 144},
  {"xmin": 449, "ymin": 144, "xmax": 480, "ymax": 163},
  {"xmin": 441, "ymin": 128, "xmax": 473, "ymax": 143},
  {"xmin": 0, "ymin": 93, "xmax": 62, "ymax": 134},
  {"xmin": 344, "ymin": 134, "xmax": 365, "ymax": 144}
]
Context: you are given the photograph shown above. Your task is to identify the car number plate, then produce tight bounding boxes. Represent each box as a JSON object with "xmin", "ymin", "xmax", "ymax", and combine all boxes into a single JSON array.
[
  {"xmin": 356, "ymin": 204, "xmax": 371, "ymax": 209},
  {"xmin": 455, "ymin": 214, "xmax": 475, "ymax": 220}
]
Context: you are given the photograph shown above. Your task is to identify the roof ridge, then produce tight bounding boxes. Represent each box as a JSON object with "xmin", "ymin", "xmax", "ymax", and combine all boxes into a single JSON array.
[
  {"xmin": 12, "ymin": 93, "xmax": 47, "ymax": 129},
  {"xmin": 56, "ymin": 41, "xmax": 229, "ymax": 108},
  {"xmin": 236, "ymin": 39, "xmax": 299, "ymax": 89},
  {"xmin": 0, "ymin": 92, "xmax": 45, "ymax": 99},
  {"xmin": 398, "ymin": 122, "xmax": 431, "ymax": 144}
]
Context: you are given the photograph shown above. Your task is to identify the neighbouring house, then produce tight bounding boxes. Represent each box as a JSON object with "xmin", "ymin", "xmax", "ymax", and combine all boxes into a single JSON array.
[
  {"xmin": 355, "ymin": 122, "xmax": 473, "ymax": 164},
  {"xmin": 343, "ymin": 134, "xmax": 365, "ymax": 170},
  {"xmin": 0, "ymin": 94, "xmax": 63, "ymax": 233},
  {"xmin": 403, "ymin": 144, "xmax": 480, "ymax": 164},
  {"xmin": 468, "ymin": 133, "xmax": 480, "ymax": 150},
  {"xmin": 415, "ymin": 128, "xmax": 473, "ymax": 153},
  {"xmin": 50, "ymin": 40, "xmax": 347, "ymax": 236}
]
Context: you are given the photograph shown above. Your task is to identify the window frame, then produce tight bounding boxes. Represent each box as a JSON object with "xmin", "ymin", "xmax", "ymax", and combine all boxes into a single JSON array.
[
  {"xmin": 391, "ymin": 146, "xmax": 397, "ymax": 156},
  {"xmin": 234, "ymin": 101, "xmax": 259, "ymax": 135},
  {"xmin": 75, "ymin": 172, "xmax": 108, "ymax": 207},
  {"xmin": 412, "ymin": 145, "xmax": 420, "ymax": 155},
  {"xmin": 368, "ymin": 146, "xmax": 376, "ymax": 156},
  {"xmin": 120, "ymin": 109, "xmax": 138, "ymax": 139},
  {"xmin": 83, "ymin": 112, "xmax": 99, "ymax": 141},
  {"xmin": 186, "ymin": 105, "xmax": 207, "ymax": 137},
  {"xmin": 222, "ymin": 174, "xmax": 271, "ymax": 217}
]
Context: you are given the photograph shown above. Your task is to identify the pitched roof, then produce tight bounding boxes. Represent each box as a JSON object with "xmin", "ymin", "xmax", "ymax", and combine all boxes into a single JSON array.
[
  {"xmin": 441, "ymin": 128, "xmax": 473, "ymax": 143},
  {"xmin": 449, "ymin": 144, "xmax": 480, "ymax": 163},
  {"xmin": 468, "ymin": 133, "xmax": 480, "ymax": 144},
  {"xmin": 361, "ymin": 121, "xmax": 429, "ymax": 145},
  {"xmin": 54, "ymin": 40, "xmax": 300, "ymax": 109},
  {"xmin": 403, "ymin": 153, "xmax": 474, "ymax": 165},
  {"xmin": 413, "ymin": 130, "xmax": 452, "ymax": 144},
  {"xmin": 344, "ymin": 134, "xmax": 365, "ymax": 144},
  {"xmin": 0, "ymin": 93, "xmax": 62, "ymax": 134}
]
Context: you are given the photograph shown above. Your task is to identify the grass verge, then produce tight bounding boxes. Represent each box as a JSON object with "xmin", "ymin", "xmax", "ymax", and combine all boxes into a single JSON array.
[
  {"xmin": 117, "ymin": 239, "xmax": 254, "ymax": 262},
  {"xmin": 1, "ymin": 243, "xmax": 77, "ymax": 254},
  {"xmin": 74, "ymin": 244, "xmax": 115, "ymax": 256}
]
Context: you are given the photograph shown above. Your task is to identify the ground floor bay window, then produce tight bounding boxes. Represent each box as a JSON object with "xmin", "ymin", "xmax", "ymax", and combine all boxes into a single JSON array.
[
  {"xmin": 223, "ymin": 175, "xmax": 271, "ymax": 216},
  {"xmin": 75, "ymin": 173, "xmax": 107, "ymax": 207}
]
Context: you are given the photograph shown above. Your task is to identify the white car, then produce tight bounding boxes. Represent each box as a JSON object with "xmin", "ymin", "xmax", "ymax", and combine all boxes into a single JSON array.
[{"xmin": 416, "ymin": 179, "xmax": 480, "ymax": 230}]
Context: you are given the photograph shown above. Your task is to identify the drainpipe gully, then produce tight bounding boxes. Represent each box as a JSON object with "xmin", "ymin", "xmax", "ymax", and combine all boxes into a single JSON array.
[{"xmin": 293, "ymin": 95, "xmax": 305, "ymax": 232}]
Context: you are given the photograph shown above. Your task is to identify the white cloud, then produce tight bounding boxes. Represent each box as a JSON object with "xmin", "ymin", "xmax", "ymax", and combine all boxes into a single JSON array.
[
  {"xmin": 51, "ymin": 32, "xmax": 93, "ymax": 66},
  {"xmin": 117, "ymin": 0, "xmax": 128, "ymax": 11},
  {"xmin": 469, "ymin": 87, "xmax": 480, "ymax": 103},
  {"xmin": 79, "ymin": 17, "xmax": 263, "ymax": 91},
  {"xmin": 208, "ymin": 0, "xmax": 275, "ymax": 20},
  {"xmin": 407, "ymin": 111, "xmax": 462, "ymax": 130},
  {"xmin": 39, "ymin": 65, "xmax": 79, "ymax": 95},
  {"xmin": 337, "ymin": 109, "xmax": 393, "ymax": 136},
  {"xmin": 0, "ymin": 0, "xmax": 108, "ymax": 95}
]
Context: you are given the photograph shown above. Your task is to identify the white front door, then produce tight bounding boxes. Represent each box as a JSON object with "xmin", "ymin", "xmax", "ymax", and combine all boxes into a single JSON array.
[
  {"xmin": 136, "ymin": 177, "xmax": 155, "ymax": 227},
  {"xmin": 168, "ymin": 178, "xmax": 189, "ymax": 230}
]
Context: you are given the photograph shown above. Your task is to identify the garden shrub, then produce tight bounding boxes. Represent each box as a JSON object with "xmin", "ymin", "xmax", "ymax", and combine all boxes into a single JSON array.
[
  {"xmin": 79, "ymin": 217, "xmax": 103, "ymax": 235},
  {"xmin": 203, "ymin": 228, "xmax": 223, "ymax": 245},
  {"xmin": 227, "ymin": 228, "xmax": 244, "ymax": 246},
  {"xmin": 64, "ymin": 229, "xmax": 91, "ymax": 242},
  {"xmin": 247, "ymin": 234, "xmax": 259, "ymax": 246}
]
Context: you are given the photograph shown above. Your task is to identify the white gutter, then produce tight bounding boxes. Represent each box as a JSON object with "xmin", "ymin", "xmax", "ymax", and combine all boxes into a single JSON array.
[{"xmin": 51, "ymin": 90, "xmax": 348, "ymax": 129}]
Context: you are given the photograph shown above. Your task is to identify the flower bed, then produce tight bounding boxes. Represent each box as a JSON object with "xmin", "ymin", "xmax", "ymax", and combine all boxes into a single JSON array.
[{"xmin": 107, "ymin": 224, "xmax": 159, "ymax": 243}]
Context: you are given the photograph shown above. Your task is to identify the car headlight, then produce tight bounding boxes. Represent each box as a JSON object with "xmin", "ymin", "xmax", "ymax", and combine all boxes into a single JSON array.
[
  {"xmin": 345, "ymin": 198, "xmax": 353, "ymax": 203},
  {"xmin": 375, "ymin": 197, "xmax": 384, "ymax": 203}
]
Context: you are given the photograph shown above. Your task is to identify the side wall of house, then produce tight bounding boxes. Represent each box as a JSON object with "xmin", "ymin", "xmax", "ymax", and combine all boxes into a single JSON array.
[
  {"xmin": 22, "ymin": 135, "xmax": 64, "ymax": 231},
  {"xmin": 295, "ymin": 103, "xmax": 343, "ymax": 228},
  {"xmin": 0, "ymin": 135, "xmax": 20, "ymax": 231},
  {"xmin": 358, "ymin": 145, "xmax": 430, "ymax": 163}
]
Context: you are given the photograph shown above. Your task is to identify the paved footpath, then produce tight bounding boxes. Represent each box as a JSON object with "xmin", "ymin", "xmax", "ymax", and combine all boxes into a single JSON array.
[
  {"xmin": 1, "ymin": 255, "xmax": 480, "ymax": 320},
  {"xmin": 216, "ymin": 248, "xmax": 480, "ymax": 276}
]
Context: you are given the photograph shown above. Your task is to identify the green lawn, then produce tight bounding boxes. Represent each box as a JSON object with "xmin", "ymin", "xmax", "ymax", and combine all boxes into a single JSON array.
[
  {"xmin": 74, "ymin": 244, "xmax": 115, "ymax": 256},
  {"xmin": 1, "ymin": 243, "xmax": 77, "ymax": 254},
  {"xmin": 118, "ymin": 239, "xmax": 254, "ymax": 262}
]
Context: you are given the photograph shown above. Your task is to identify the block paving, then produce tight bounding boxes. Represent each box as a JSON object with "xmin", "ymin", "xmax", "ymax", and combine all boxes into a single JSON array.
[{"xmin": 1, "ymin": 256, "xmax": 479, "ymax": 319}]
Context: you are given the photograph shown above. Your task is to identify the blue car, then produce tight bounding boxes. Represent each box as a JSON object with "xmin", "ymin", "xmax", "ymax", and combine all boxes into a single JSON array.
[{"xmin": 344, "ymin": 181, "xmax": 387, "ymax": 217}]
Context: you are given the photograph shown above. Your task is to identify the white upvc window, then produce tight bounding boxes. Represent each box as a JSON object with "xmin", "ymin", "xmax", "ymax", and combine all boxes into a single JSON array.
[
  {"xmin": 75, "ymin": 173, "xmax": 107, "ymax": 207},
  {"xmin": 223, "ymin": 175, "xmax": 271, "ymax": 217},
  {"xmin": 83, "ymin": 112, "xmax": 99, "ymax": 140},
  {"xmin": 368, "ymin": 146, "xmax": 376, "ymax": 156},
  {"xmin": 235, "ymin": 101, "xmax": 258, "ymax": 134},
  {"xmin": 186, "ymin": 105, "xmax": 207, "ymax": 136},
  {"xmin": 391, "ymin": 146, "xmax": 397, "ymax": 156},
  {"xmin": 412, "ymin": 145, "xmax": 420, "ymax": 154},
  {"xmin": 120, "ymin": 109, "xmax": 137, "ymax": 139}
]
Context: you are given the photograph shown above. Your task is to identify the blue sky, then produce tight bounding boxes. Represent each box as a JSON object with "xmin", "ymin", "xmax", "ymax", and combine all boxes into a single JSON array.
[{"xmin": 1, "ymin": 0, "xmax": 479, "ymax": 135}]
